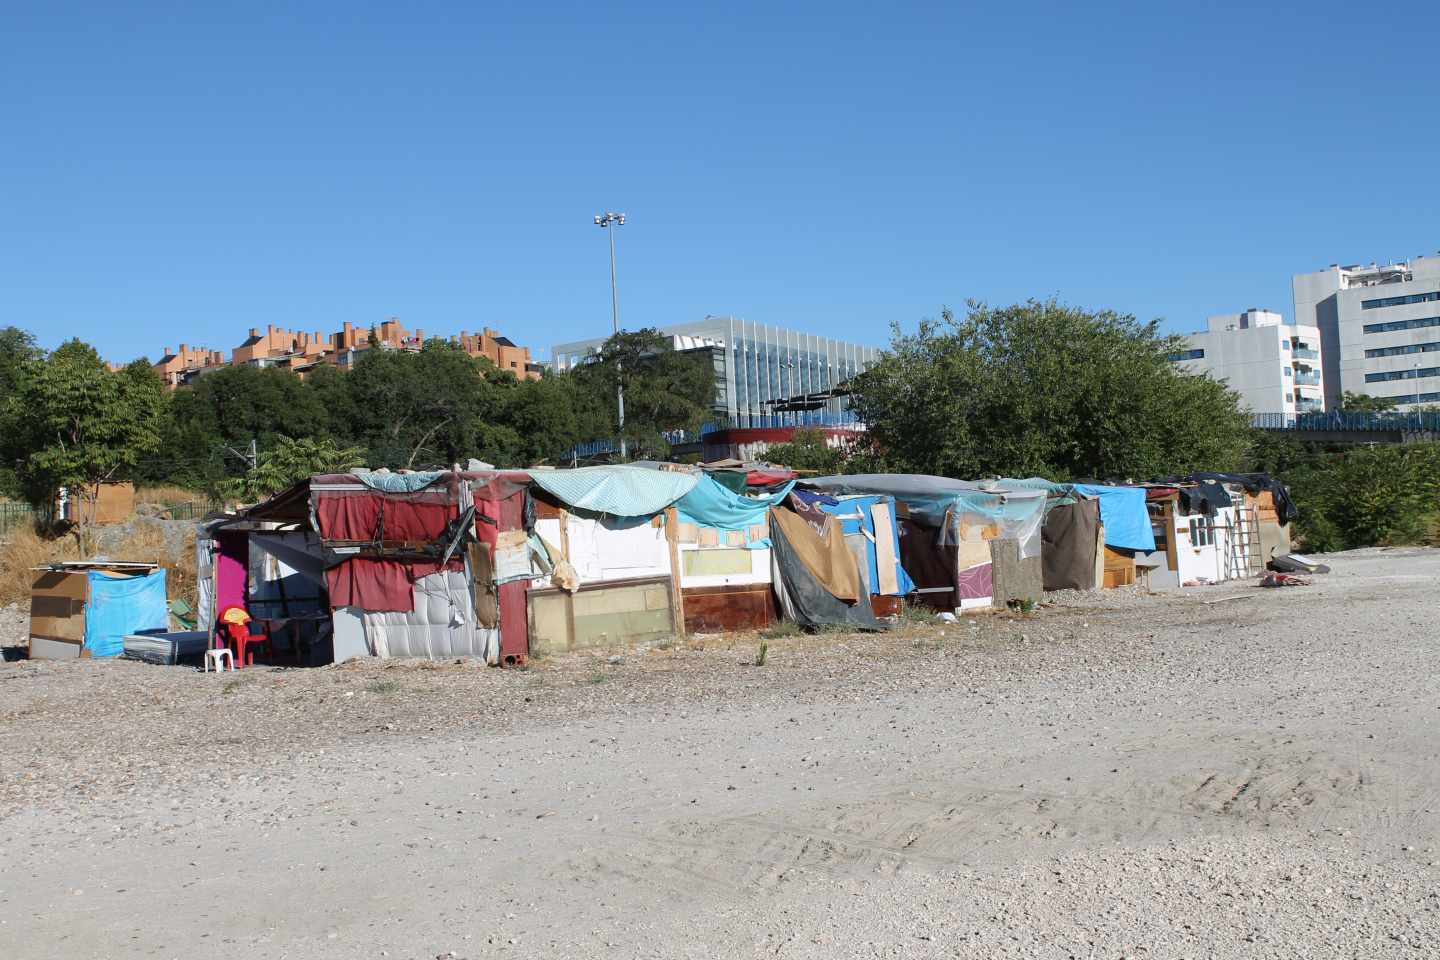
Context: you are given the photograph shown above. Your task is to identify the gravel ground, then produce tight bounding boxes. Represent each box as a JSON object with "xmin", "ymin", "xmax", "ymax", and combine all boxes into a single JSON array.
[{"xmin": 1, "ymin": 547, "xmax": 1437, "ymax": 958}]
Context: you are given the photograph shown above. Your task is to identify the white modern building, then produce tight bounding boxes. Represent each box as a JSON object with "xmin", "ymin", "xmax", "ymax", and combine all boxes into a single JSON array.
[
  {"xmin": 1293, "ymin": 254, "xmax": 1440, "ymax": 410},
  {"xmin": 552, "ymin": 316, "xmax": 881, "ymax": 426},
  {"xmin": 1169, "ymin": 309, "xmax": 1325, "ymax": 415}
]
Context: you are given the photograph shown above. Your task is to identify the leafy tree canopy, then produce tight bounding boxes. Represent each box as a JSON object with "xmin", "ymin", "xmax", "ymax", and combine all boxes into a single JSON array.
[
  {"xmin": 761, "ymin": 428, "xmax": 844, "ymax": 473},
  {"xmin": 1337, "ymin": 391, "xmax": 1399, "ymax": 414},
  {"xmin": 571, "ymin": 328, "xmax": 717, "ymax": 459},
  {"xmin": 8, "ymin": 340, "xmax": 167, "ymax": 508},
  {"xmin": 848, "ymin": 301, "xmax": 1253, "ymax": 481},
  {"xmin": 227, "ymin": 436, "xmax": 365, "ymax": 502}
]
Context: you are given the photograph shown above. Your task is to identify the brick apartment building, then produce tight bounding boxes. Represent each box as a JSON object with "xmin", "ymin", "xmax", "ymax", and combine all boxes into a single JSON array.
[{"xmin": 153, "ymin": 320, "xmax": 541, "ymax": 388}]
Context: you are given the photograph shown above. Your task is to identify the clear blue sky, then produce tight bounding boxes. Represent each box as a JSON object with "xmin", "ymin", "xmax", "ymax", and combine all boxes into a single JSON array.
[{"xmin": 3, "ymin": 1, "xmax": 1436, "ymax": 363}]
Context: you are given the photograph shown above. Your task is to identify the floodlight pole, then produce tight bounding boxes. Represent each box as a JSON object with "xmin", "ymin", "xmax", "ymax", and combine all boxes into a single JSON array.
[{"xmin": 596, "ymin": 211, "xmax": 627, "ymax": 459}]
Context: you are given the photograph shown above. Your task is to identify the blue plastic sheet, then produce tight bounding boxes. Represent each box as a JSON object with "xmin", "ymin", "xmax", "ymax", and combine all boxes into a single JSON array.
[
  {"xmin": 676, "ymin": 474, "xmax": 796, "ymax": 531},
  {"xmin": 1071, "ymin": 484, "xmax": 1156, "ymax": 551},
  {"xmin": 84, "ymin": 570, "xmax": 168, "ymax": 658},
  {"xmin": 818, "ymin": 496, "xmax": 916, "ymax": 596},
  {"xmin": 1002, "ymin": 478, "xmax": 1156, "ymax": 552},
  {"xmin": 530, "ymin": 465, "xmax": 697, "ymax": 518}
]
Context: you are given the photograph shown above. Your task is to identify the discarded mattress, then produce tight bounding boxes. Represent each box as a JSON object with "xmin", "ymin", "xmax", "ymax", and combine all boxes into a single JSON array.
[{"xmin": 122, "ymin": 630, "xmax": 211, "ymax": 666}]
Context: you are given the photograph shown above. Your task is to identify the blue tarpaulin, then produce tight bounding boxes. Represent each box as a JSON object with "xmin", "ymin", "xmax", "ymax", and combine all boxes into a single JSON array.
[
  {"xmin": 83, "ymin": 570, "xmax": 168, "ymax": 658},
  {"xmin": 1071, "ymin": 484, "xmax": 1156, "ymax": 552},
  {"xmin": 676, "ymin": 474, "xmax": 796, "ymax": 531},
  {"xmin": 818, "ymin": 495, "xmax": 916, "ymax": 596},
  {"xmin": 529, "ymin": 465, "xmax": 698, "ymax": 518}
]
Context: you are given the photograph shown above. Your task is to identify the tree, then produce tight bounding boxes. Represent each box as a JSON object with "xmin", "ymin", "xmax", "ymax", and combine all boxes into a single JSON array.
[
  {"xmin": 849, "ymin": 301, "xmax": 1253, "ymax": 480},
  {"xmin": 8, "ymin": 340, "xmax": 167, "ymax": 514},
  {"xmin": 0, "ymin": 327, "xmax": 43, "ymax": 498},
  {"xmin": 228, "ymin": 436, "xmax": 365, "ymax": 502},
  {"xmin": 572, "ymin": 329, "xmax": 716, "ymax": 458},
  {"xmin": 761, "ymin": 428, "xmax": 844, "ymax": 473},
  {"xmin": 1338, "ymin": 391, "xmax": 1399, "ymax": 414},
  {"xmin": 160, "ymin": 364, "xmax": 331, "ymax": 492},
  {"xmin": 345, "ymin": 341, "xmax": 514, "ymax": 468}
]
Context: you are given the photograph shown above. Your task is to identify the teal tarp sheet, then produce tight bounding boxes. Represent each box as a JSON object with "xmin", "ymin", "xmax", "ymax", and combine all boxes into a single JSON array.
[
  {"xmin": 802, "ymin": 475, "xmax": 1048, "ymax": 558},
  {"xmin": 355, "ymin": 471, "xmax": 446, "ymax": 494},
  {"xmin": 676, "ymin": 474, "xmax": 796, "ymax": 531},
  {"xmin": 83, "ymin": 570, "xmax": 168, "ymax": 658},
  {"xmin": 1002, "ymin": 478, "xmax": 1156, "ymax": 552},
  {"xmin": 529, "ymin": 465, "xmax": 697, "ymax": 518}
]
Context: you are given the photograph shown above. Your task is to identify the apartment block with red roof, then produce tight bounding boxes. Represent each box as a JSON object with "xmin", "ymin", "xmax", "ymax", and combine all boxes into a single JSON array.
[{"xmin": 154, "ymin": 343, "xmax": 226, "ymax": 387}]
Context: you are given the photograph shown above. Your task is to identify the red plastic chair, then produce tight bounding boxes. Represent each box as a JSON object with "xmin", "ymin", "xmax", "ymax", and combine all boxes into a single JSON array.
[{"xmin": 217, "ymin": 606, "xmax": 270, "ymax": 669}]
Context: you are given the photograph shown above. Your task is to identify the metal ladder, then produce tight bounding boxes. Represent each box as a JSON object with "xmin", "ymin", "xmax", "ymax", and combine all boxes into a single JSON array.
[{"xmin": 1223, "ymin": 507, "xmax": 1263, "ymax": 580}]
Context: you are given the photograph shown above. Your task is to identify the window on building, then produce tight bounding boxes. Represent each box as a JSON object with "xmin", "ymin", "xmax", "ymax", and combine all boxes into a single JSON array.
[
  {"xmin": 1365, "ymin": 367, "xmax": 1440, "ymax": 384},
  {"xmin": 1188, "ymin": 516, "xmax": 1213, "ymax": 547},
  {"xmin": 1363, "ymin": 316, "xmax": 1440, "ymax": 335},
  {"xmin": 1364, "ymin": 341, "xmax": 1440, "ymax": 359},
  {"xmin": 1167, "ymin": 348, "xmax": 1205, "ymax": 362},
  {"xmin": 1283, "ymin": 367, "xmax": 1292, "ymax": 377},
  {"xmin": 1361, "ymin": 291, "xmax": 1440, "ymax": 310}
]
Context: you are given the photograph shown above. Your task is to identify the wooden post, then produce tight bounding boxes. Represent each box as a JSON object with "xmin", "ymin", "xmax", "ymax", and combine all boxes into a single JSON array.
[
  {"xmin": 558, "ymin": 508, "xmax": 575, "ymax": 648},
  {"xmin": 664, "ymin": 506, "xmax": 686, "ymax": 637}
]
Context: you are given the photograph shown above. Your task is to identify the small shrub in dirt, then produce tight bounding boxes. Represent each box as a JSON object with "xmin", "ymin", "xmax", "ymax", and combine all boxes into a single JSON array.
[
  {"xmin": 366, "ymin": 679, "xmax": 401, "ymax": 695},
  {"xmin": 755, "ymin": 642, "xmax": 768, "ymax": 667},
  {"xmin": 760, "ymin": 622, "xmax": 801, "ymax": 640}
]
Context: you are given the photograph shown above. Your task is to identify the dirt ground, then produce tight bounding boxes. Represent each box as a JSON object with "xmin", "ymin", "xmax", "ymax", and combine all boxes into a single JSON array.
[{"xmin": 1, "ymin": 548, "xmax": 1437, "ymax": 958}]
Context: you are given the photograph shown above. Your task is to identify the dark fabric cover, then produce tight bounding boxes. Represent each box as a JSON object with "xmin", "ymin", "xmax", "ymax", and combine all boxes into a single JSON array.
[
  {"xmin": 769, "ymin": 511, "xmax": 882, "ymax": 632},
  {"xmin": 898, "ymin": 518, "xmax": 959, "ymax": 610},
  {"xmin": 1042, "ymin": 499, "xmax": 1100, "ymax": 591},
  {"xmin": 1172, "ymin": 482, "xmax": 1231, "ymax": 516},
  {"xmin": 708, "ymin": 470, "xmax": 749, "ymax": 495},
  {"xmin": 1180, "ymin": 472, "xmax": 1298, "ymax": 525}
]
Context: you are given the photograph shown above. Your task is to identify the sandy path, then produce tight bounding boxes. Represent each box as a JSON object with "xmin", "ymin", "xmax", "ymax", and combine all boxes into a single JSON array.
[{"xmin": 1, "ymin": 548, "xmax": 1437, "ymax": 958}]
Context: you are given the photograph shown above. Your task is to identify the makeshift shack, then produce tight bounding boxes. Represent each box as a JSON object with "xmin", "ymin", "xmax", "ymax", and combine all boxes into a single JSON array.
[
  {"xmin": 670, "ymin": 473, "xmax": 789, "ymax": 632},
  {"xmin": 788, "ymin": 490, "xmax": 915, "ymax": 616},
  {"xmin": 1139, "ymin": 480, "xmax": 1248, "ymax": 587},
  {"xmin": 1002, "ymin": 480, "xmax": 1156, "ymax": 592},
  {"xmin": 526, "ymin": 466, "xmax": 696, "ymax": 657},
  {"xmin": 55, "ymin": 481, "xmax": 135, "ymax": 526},
  {"xmin": 801, "ymin": 476, "xmax": 1047, "ymax": 611},
  {"xmin": 27, "ymin": 561, "xmax": 166, "ymax": 660}
]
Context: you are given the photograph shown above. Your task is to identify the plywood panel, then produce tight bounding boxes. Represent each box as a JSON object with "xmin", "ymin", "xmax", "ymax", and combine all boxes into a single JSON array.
[
  {"xmin": 683, "ymin": 549, "xmax": 753, "ymax": 576},
  {"xmin": 870, "ymin": 501, "xmax": 900, "ymax": 595},
  {"xmin": 683, "ymin": 584, "xmax": 776, "ymax": 633}
]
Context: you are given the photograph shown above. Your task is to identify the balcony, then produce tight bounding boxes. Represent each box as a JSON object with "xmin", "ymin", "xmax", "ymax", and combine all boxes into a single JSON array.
[
  {"xmin": 1292, "ymin": 348, "xmax": 1319, "ymax": 360},
  {"xmin": 1294, "ymin": 372, "xmax": 1321, "ymax": 386}
]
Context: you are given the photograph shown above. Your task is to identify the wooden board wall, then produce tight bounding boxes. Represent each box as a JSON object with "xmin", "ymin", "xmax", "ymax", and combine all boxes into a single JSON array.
[{"xmin": 683, "ymin": 583, "xmax": 776, "ymax": 633}]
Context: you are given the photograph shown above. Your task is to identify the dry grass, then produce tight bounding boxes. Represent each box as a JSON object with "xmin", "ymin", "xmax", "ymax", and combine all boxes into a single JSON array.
[
  {"xmin": 0, "ymin": 522, "xmax": 198, "ymax": 608},
  {"xmin": 135, "ymin": 485, "xmax": 209, "ymax": 506}
]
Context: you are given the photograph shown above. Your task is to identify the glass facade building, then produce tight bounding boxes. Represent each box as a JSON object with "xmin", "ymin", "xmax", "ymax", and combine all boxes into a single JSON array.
[{"xmin": 552, "ymin": 317, "xmax": 882, "ymax": 427}]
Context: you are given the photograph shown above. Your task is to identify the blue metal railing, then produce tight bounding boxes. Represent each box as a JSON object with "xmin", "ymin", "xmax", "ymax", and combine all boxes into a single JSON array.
[
  {"xmin": 1252, "ymin": 411, "xmax": 1440, "ymax": 431},
  {"xmin": 1294, "ymin": 373, "xmax": 1321, "ymax": 385},
  {"xmin": 1292, "ymin": 348, "xmax": 1320, "ymax": 360}
]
